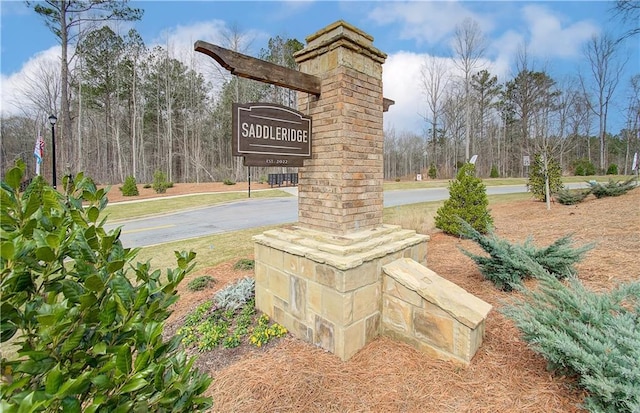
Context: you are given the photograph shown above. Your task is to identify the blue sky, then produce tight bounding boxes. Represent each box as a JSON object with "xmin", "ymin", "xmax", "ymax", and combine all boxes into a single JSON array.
[{"xmin": 1, "ymin": 1, "xmax": 637, "ymax": 134}]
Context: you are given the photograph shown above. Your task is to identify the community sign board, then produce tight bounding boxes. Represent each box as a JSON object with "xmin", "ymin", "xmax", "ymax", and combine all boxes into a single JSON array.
[{"xmin": 232, "ymin": 103, "xmax": 312, "ymax": 167}]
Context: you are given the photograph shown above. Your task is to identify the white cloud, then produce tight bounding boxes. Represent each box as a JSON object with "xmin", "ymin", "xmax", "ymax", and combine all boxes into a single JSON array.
[
  {"xmin": 522, "ymin": 4, "xmax": 599, "ymax": 59},
  {"xmin": 368, "ymin": 1, "xmax": 493, "ymax": 46},
  {"xmin": 383, "ymin": 51, "xmax": 427, "ymax": 132},
  {"xmin": 0, "ymin": 47, "xmax": 60, "ymax": 117}
]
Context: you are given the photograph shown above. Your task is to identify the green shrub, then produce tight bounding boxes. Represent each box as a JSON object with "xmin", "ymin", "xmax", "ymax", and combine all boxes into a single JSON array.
[
  {"xmin": 490, "ymin": 165, "xmax": 499, "ymax": 178},
  {"xmin": 233, "ymin": 258, "xmax": 255, "ymax": 270},
  {"xmin": 606, "ymin": 164, "xmax": 619, "ymax": 175},
  {"xmin": 223, "ymin": 179, "xmax": 235, "ymax": 186},
  {"xmin": 119, "ymin": 175, "xmax": 139, "ymax": 196},
  {"xmin": 0, "ymin": 162, "xmax": 212, "ymax": 412},
  {"xmin": 527, "ymin": 153, "xmax": 564, "ymax": 201},
  {"xmin": 143, "ymin": 183, "xmax": 152, "ymax": 189},
  {"xmin": 554, "ymin": 188, "xmax": 591, "ymax": 205},
  {"xmin": 458, "ymin": 220, "xmax": 593, "ymax": 291},
  {"xmin": 153, "ymin": 170, "xmax": 170, "ymax": 193},
  {"xmin": 503, "ymin": 275, "xmax": 640, "ymax": 413},
  {"xmin": 434, "ymin": 163, "xmax": 493, "ymax": 235},
  {"xmin": 187, "ymin": 275, "xmax": 216, "ymax": 291},
  {"xmin": 573, "ymin": 158, "xmax": 597, "ymax": 176},
  {"xmin": 428, "ymin": 164, "xmax": 437, "ymax": 179},
  {"xmin": 588, "ymin": 177, "xmax": 637, "ymax": 198}
]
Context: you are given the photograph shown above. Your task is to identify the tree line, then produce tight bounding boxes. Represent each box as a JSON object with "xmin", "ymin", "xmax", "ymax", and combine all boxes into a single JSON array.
[{"xmin": 1, "ymin": 1, "xmax": 638, "ymax": 185}]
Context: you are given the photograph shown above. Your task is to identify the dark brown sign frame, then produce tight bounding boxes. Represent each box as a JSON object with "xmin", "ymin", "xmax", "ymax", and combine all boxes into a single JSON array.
[{"xmin": 232, "ymin": 103, "xmax": 312, "ymax": 161}]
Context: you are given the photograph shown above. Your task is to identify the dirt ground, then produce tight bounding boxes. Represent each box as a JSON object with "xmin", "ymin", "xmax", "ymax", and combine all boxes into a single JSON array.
[{"xmin": 110, "ymin": 183, "xmax": 640, "ymax": 412}]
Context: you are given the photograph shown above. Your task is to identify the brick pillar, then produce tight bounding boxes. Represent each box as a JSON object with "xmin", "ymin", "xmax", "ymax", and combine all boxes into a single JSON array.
[{"xmin": 294, "ymin": 21, "xmax": 387, "ymax": 235}]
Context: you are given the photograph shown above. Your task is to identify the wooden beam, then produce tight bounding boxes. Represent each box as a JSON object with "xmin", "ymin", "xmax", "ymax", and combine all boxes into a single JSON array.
[
  {"xmin": 383, "ymin": 98, "xmax": 395, "ymax": 112},
  {"xmin": 195, "ymin": 40, "xmax": 321, "ymax": 96},
  {"xmin": 195, "ymin": 40, "xmax": 395, "ymax": 112}
]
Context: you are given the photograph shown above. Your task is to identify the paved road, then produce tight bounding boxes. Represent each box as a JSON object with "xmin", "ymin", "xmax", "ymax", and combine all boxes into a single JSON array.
[{"xmin": 108, "ymin": 184, "xmax": 573, "ymax": 248}]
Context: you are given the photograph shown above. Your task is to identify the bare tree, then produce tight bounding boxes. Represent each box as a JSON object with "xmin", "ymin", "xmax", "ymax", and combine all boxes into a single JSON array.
[
  {"xmin": 611, "ymin": 0, "xmax": 640, "ymax": 42},
  {"xmin": 452, "ymin": 17, "xmax": 487, "ymax": 161},
  {"xmin": 28, "ymin": 0, "xmax": 142, "ymax": 181},
  {"xmin": 623, "ymin": 75, "xmax": 640, "ymax": 174},
  {"xmin": 581, "ymin": 33, "xmax": 627, "ymax": 172},
  {"xmin": 420, "ymin": 55, "xmax": 450, "ymax": 171}
]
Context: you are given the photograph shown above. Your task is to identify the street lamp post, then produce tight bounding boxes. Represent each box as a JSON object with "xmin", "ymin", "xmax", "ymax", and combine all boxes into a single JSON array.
[{"xmin": 48, "ymin": 114, "xmax": 57, "ymax": 189}]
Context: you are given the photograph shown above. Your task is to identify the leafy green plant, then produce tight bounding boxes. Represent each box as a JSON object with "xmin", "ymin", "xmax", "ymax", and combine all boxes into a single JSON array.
[
  {"xmin": 606, "ymin": 164, "xmax": 618, "ymax": 175},
  {"xmin": 0, "ymin": 161, "xmax": 212, "ymax": 413},
  {"xmin": 223, "ymin": 179, "xmax": 235, "ymax": 186},
  {"xmin": 153, "ymin": 170, "xmax": 170, "ymax": 194},
  {"xmin": 435, "ymin": 163, "xmax": 493, "ymax": 235},
  {"xmin": 178, "ymin": 279, "xmax": 287, "ymax": 352},
  {"xmin": 554, "ymin": 188, "xmax": 591, "ymax": 205},
  {"xmin": 527, "ymin": 153, "xmax": 564, "ymax": 201},
  {"xmin": 233, "ymin": 258, "xmax": 255, "ymax": 270},
  {"xmin": 490, "ymin": 165, "xmax": 499, "ymax": 178},
  {"xmin": 119, "ymin": 175, "xmax": 139, "ymax": 196},
  {"xmin": 187, "ymin": 275, "xmax": 216, "ymax": 291},
  {"xmin": 503, "ymin": 275, "xmax": 640, "ymax": 413},
  {"xmin": 143, "ymin": 183, "xmax": 152, "ymax": 189},
  {"xmin": 249, "ymin": 314, "xmax": 288, "ymax": 347},
  {"xmin": 458, "ymin": 220, "xmax": 593, "ymax": 291},
  {"xmin": 588, "ymin": 177, "xmax": 637, "ymax": 198}
]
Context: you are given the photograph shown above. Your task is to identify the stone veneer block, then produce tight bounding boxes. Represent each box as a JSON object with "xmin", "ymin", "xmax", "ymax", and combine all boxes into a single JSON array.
[
  {"xmin": 382, "ymin": 258, "xmax": 492, "ymax": 365},
  {"xmin": 383, "ymin": 258, "xmax": 492, "ymax": 329}
]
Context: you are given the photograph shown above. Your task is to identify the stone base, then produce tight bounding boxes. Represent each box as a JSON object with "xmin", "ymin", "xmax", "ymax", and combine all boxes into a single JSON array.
[
  {"xmin": 382, "ymin": 258, "xmax": 492, "ymax": 365},
  {"xmin": 254, "ymin": 225, "xmax": 428, "ymax": 361}
]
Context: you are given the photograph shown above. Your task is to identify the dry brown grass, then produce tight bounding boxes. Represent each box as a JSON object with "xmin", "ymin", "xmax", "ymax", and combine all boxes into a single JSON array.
[{"xmin": 167, "ymin": 188, "xmax": 639, "ymax": 413}]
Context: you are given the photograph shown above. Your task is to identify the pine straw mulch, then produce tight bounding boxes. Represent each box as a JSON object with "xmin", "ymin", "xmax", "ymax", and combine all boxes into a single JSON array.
[{"xmin": 167, "ymin": 188, "xmax": 639, "ymax": 413}]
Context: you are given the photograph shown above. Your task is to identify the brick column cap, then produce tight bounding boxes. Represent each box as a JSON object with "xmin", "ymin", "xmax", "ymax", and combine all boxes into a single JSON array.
[{"xmin": 294, "ymin": 20, "xmax": 387, "ymax": 65}]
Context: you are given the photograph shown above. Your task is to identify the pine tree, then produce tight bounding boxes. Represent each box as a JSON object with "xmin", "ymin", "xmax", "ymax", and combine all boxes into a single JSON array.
[
  {"xmin": 120, "ymin": 175, "xmax": 139, "ymax": 196},
  {"xmin": 435, "ymin": 163, "xmax": 493, "ymax": 235}
]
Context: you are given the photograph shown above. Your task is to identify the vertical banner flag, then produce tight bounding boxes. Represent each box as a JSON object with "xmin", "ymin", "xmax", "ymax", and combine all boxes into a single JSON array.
[
  {"xmin": 632, "ymin": 152, "xmax": 638, "ymax": 172},
  {"xmin": 34, "ymin": 133, "xmax": 45, "ymax": 176}
]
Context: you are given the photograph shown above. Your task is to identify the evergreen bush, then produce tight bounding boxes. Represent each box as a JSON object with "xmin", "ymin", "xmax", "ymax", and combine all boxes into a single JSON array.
[
  {"xmin": 428, "ymin": 164, "xmax": 437, "ymax": 179},
  {"xmin": 0, "ymin": 162, "xmax": 212, "ymax": 412},
  {"xmin": 187, "ymin": 275, "xmax": 216, "ymax": 292},
  {"xmin": 434, "ymin": 163, "xmax": 493, "ymax": 235},
  {"xmin": 119, "ymin": 175, "xmax": 139, "ymax": 196},
  {"xmin": 490, "ymin": 165, "xmax": 499, "ymax": 178},
  {"xmin": 573, "ymin": 158, "xmax": 597, "ymax": 176},
  {"xmin": 153, "ymin": 170, "xmax": 170, "ymax": 193},
  {"xmin": 527, "ymin": 153, "xmax": 564, "ymax": 201},
  {"xmin": 503, "ymin": 275, "xmax": 640, "ymax": 413},
  {"xmin": 606, "ymin": 164, "xmax": 618, "ymax": 175},
  {"xmin": 223, "ymin": 179, "xmax": 235, "ymax": 186},
  {"xmin": 554, "ymin": 188, "xmax": 591, "ymax": 205},
  {"xmin": 458, "ymin": 220, "xmax": 593, "ymax": 291},
  {"xmin": 588, "ymin": 177, "xmax": 637, "ymax": 198},
  {"xmin": 233, "ymin": 258, "xmax": 255, "ymax": 270}
]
